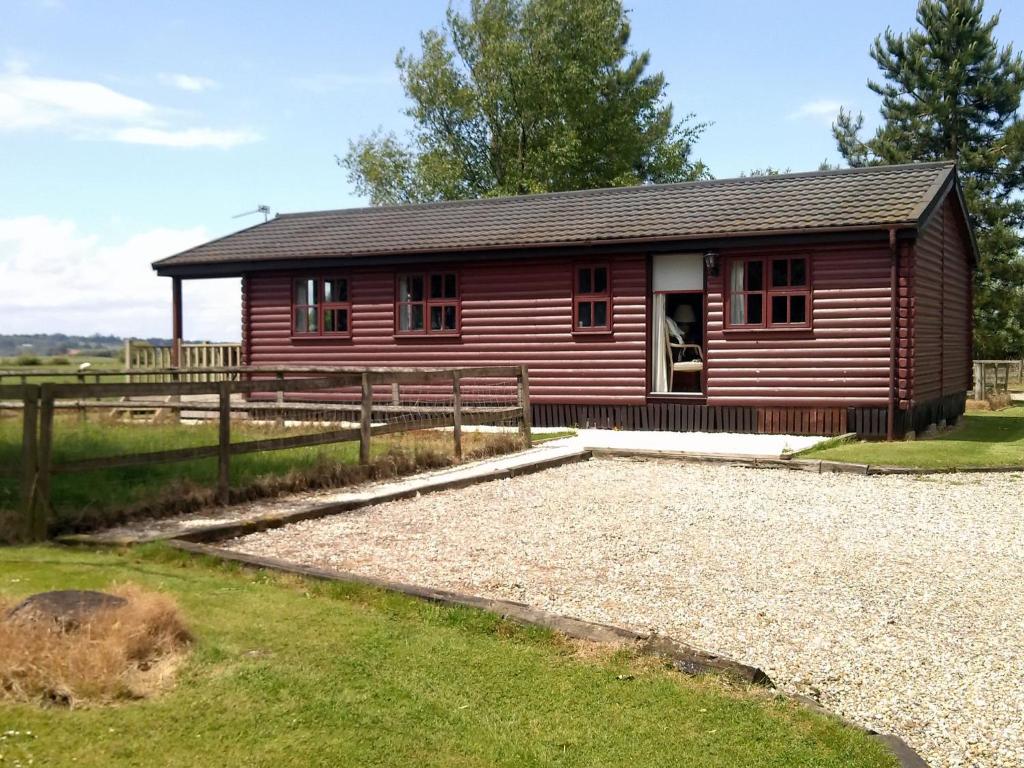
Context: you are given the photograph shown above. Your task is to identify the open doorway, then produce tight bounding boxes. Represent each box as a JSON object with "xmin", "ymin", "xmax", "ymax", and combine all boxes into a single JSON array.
[{"xmin": 651, "ymin": 291, "xmax": 704, "ymax": 394}]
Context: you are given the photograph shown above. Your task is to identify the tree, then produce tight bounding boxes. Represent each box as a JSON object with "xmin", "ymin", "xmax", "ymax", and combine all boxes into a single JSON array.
[
  {"xmin": 340, "ymin": 0, "xmax": 708, "ymax": 205},
  {"xmin": 832, "ymin": 0, "xmax": 1024, "ymax": 358}
]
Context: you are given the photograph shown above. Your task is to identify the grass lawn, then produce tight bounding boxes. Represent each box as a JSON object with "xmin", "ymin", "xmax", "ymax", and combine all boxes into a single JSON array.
[
  {"xmin": 0, "ymin": 418, "xmax": 570, "ymax": 538},
  {"xmin": 803, "ymin": 406, "xmax": 1024, "ymax": 469},
  {"xmin": 0, "ymin": 544, "xmax": 896, "ymax": 768}
]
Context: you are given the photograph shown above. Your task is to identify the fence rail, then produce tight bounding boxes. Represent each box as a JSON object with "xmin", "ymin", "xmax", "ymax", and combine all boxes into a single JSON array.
[{"xmin": 2, "ymin": 365, "xmax": 530, "ymax": 542}]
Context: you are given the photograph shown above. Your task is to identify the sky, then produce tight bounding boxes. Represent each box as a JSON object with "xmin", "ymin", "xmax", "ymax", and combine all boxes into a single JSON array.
[{"xmin": 2, "ymin": 0, "xmax": 1023, "ymax": 342}]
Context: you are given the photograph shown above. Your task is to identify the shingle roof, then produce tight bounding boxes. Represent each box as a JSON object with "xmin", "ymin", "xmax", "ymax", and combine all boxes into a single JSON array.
[{"xmin": 154, "ymin": 161, "xmax": 957, "ymax": 272}]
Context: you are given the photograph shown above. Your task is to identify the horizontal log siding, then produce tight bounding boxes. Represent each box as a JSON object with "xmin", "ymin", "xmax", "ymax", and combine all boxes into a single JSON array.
[
  {"xmin": 246, "ymin": 255, "xmax": 648, "ymax": 404},
  {"xmin": 941, "ymin": 196, "xmax": 972, "ymax": 396},
  {"xmin": 913, "ymin": 201, "xmax": 944, "ymax": 402},
  {"xmin": 705, "ymin": 245, "xmax": 893, "ymax": 407},
  {"xmin": 912, "ymin": 194, "xmax": 972, "ymax": 403}
]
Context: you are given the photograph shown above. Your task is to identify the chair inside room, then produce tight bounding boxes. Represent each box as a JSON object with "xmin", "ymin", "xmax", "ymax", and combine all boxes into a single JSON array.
[{"xmin": 663, "ymin": 296, "xmax": 704, "ymax": 393}]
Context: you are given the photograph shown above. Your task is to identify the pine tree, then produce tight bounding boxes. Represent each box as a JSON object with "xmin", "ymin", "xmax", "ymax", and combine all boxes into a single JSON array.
[{"xmin": 833, "ymin": 0, "xmax": 1024, "ymax": 358}]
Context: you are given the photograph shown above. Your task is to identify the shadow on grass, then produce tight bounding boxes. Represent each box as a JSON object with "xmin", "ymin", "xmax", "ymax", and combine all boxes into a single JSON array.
[{"xmin": 937, "ymin": 414, "xmax": 1024, "ymax": 444}]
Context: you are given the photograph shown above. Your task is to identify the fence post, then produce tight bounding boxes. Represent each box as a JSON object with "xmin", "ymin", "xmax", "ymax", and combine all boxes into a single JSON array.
[
  {"xmin": 518, "ymin": 365, "xmax": 532, "ymax": 448},
  {"xmin": 360, "ymin": 372, "xmax": 372, "ymax": 465},
  {"xmin": 35, "ymin": 385, "xmax": 55, "ymax": 541},
  {"xmin": 217, "ymin": 381, "xmax": 231, "ymax": 505},
  {"xmin": 275, "ymin": 371, "xmax": 285, "ymax": 428},
  {"xmin": 19, "ymin": 385, "xmax": 39, "ymax": 542},
  {"xmin": 170, "ymin": 369, "xmax": 181, "ymax": 424},
  {"xmin": 452, "ymin": 371, "xmax": 463, "ymax": 460}
]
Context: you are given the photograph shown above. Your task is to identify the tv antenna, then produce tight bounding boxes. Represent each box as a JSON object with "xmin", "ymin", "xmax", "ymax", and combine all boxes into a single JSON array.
[{"xmin": 233, "ymin": 204, "xmax": 272, "ymax": 222}]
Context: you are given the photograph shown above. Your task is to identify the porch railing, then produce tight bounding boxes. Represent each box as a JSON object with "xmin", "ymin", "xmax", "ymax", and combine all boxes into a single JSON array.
[{"xmin": 125, "ymin": 339, "xmax": 243, "ymax": 381}]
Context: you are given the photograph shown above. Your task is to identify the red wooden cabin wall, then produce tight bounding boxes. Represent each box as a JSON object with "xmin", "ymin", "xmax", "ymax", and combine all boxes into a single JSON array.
[
  {"xmin": 245, "ymin": 254, "xmax": 648, "ymax": 405},
  {"xmin": 704, "ymin": 244, "xmax": 895, "ymax": 408},
  {"xmin": 911, "ymin": 194, "xmax": 972, "ymax": 404}
]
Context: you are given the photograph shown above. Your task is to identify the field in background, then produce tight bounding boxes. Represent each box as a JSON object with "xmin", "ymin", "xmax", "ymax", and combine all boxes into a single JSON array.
[
  {"xmin": 0, "ymin": 544, "xmax": 896, "ymax": 768},
  {"xmin": 803, "ymin": 407, "xmax": 1024, "ymax": 469}
]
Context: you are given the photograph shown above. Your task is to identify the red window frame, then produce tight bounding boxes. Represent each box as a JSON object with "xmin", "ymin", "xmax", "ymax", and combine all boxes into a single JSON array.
[
  {"xmin": 395, "ymin": 271, "xmax": 460, "ymax": 335},
  {"xmin": 725, "ymin": 255, "xmax": 811, "ymax": 329},
  {"xmin": 573, "ymin": 263, "xmax": 612, "ymax": 333},
  {"xmin": 291, "ymin": 276, "xmax": 352, "ymax": 338}
]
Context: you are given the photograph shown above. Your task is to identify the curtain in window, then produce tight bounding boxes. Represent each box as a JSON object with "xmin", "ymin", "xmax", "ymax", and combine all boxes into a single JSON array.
[
  {"xmin": 730, "ymin": 261, "xmax": 745, "ymax": 325},
  {"xmin": 651, "ymin": 293, "xmax": 670, "ymax": 393}
]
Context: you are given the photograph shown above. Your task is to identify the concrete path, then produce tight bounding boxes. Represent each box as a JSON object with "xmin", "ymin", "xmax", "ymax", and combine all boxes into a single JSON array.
[
  {"xmin": 550, "ymin": 428, "xmax": 828, "ymax": 458},
  {"xmin": 83, "ymin": 441, "xmax": 588, "ymax": 544}
]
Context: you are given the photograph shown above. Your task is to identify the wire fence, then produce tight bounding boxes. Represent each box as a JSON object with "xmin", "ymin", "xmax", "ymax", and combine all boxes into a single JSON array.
[{"xmin": 0, "ymin": 365, "xmax": 530, "ymax": 542}]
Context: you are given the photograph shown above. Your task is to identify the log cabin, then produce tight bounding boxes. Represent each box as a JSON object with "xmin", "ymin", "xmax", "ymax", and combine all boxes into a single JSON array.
[{"xmin": 153, "ymin": 161, "xmax": 976, "ymax": 439}]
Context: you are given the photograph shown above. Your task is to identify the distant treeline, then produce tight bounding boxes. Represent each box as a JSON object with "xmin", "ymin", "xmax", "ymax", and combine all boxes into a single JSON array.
[{"xmin": 0, "ymin": 334, "xmax": 171, "ymax": 356}]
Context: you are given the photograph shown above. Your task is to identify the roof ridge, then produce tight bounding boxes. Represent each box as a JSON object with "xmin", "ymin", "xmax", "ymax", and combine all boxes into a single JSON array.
[{"xmin": 277, "ymin": 161, "xmax": 957, "ymax": 220}]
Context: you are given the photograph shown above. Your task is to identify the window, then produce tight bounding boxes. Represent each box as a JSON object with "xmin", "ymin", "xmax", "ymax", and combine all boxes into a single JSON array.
[
  {"xmin": 727, "ymin": 256, "xmax": 810, "ymax": 328},
  {"xmin": 573, "ymin": 264, "xmax": 611, "ymax": 332},
  {"xmin": 293, "ymin": 277, "xmax": 351, "ymax": 337},
  {"xmin": 396, "ymin": 272, "xmax": 459, "ymax": 334}
]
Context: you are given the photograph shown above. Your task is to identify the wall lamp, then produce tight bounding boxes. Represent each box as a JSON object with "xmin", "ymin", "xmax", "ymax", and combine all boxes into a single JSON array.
[{"xmin": 703, "ymin": 251, "xmax": 721, "ymax": 277}]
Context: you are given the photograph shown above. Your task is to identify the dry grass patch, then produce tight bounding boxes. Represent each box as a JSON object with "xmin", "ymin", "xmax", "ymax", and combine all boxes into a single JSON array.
[
  {"xmin": 966, "ymin": 393, "xmax": 1013, "ymax": 411},
  {"xmin": 0, "ymin": 585, "xmax": 191, "ymax": 707}
]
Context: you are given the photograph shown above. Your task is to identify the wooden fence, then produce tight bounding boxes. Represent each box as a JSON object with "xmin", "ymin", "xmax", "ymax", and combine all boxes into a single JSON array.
[
  {"xmin": 1, "ymin": 365, "xmax": 530, "ymax": 542},
  {"xmin": 973, "ymin": 359, "xmax": 1024, "ymax": 400}
]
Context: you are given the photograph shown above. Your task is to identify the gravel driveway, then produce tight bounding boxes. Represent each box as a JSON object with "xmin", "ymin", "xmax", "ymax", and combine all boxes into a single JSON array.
[{"xmin": 226, "ymin": 458, "xmax": 1024, "ymax": 768}]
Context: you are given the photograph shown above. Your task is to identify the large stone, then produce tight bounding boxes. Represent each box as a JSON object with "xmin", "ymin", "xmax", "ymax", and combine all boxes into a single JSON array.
[{"xmin": 6, "ymin": 590, "xmax": 127, "ymax": 631}]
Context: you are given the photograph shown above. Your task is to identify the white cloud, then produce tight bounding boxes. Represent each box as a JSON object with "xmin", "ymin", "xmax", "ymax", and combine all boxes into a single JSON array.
[
  {"xmin": 113, "ymin": 126, "xmax": 261, "ymax": 149},
  {"xmin": 787, "ymin": 99, "xmax": 844, "ymax": 125},
  {"xmin": 0, "ymin": 216, "xmax": 240, "ymax": 341},
  {"xmin": 159, "ymin": 73, "xmax": 218, "ymax": 92},
  {"xmin": 0, "ymin": 71, "xmax": 154, "ymax": 129},
  {"xmin": 0, "ymin": 63, "xmax": 260, "ymax": 149}
]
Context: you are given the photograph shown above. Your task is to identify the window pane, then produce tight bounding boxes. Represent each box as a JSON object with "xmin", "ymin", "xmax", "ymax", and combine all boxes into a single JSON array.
[
  {"xmin": 295, "ymin": 279, "xmax": 316, "ymax": 305},
  {"xmin": 747, "ymin": 261, "xmax": 763, "ymax": 291},
  {"xmin": 324, "ymin": 279, "xmax": 347, "ymax": 303},
  {"xmin": 790, "ymin": 294, "xmax": 807, "ymax": 324},
  {"xmin": 593, "ymin": 267, "xmax": 607, "ymax": 294},
  {"xmin": 730, "ymin": 294, "xmax": 745, "ymax": 325},
  {"xmin": 771, "ymin": 294, "xmax": 788, "ymax": 324},
  {"xmin": 443, "ymin": 304, "xmax": 457, "ymax": 330},
  {"xmin": 399, "ymin": 275, "xmax": 424, "ymax": 302},
  {"xmin": 444, "ymin": 273, "xmax": 457, "ymax": 298},
  {"xmin": 324, "ymin": 308, "xmax": 348, "ymax": 333},
  {"xmin": 578, "ymin": 301, "xmax": 592, "ymax": 327},
  {"xmin": 430, "ymin": 274, "xmax": 443, "ymax": 299},
  {"xmin": 430, "ymin": 305, "xmax": 442, "ymax": 331},
  {"xmin": 399, "ymin": 303, "xmax": 424, "ymax": 331},
  {"xmin": 578, "ymin": 268, "xmax": 592, "ymax": 294},
  {"xmin": 771, "ymin": 259, "xmax": 789, "ymax": 287},
  {"xmin": 747, "ymin": 294, "xmax": 763, "ymax": 324},
  {"xmin": 294, "ymin": 307, "xmax": 317, "ymax": 333},
  {"xmin": 593, "ymin": 300, "xmax": 608, "ymax": 327},
  {"xmin": 790, "ymin": 258, "xmax": 807, "ymax": 287}
]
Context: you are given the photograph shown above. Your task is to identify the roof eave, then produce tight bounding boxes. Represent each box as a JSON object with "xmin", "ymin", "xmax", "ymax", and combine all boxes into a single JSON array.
[{"xmin": 153, "ymin": 222, "xmax": 921, "ymax": 279}]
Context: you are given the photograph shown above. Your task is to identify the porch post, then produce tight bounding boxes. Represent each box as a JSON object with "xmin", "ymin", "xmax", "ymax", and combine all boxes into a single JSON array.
[{"xmin": 171, "ymin": 276, "xmax": 183, "ymax": 367}]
